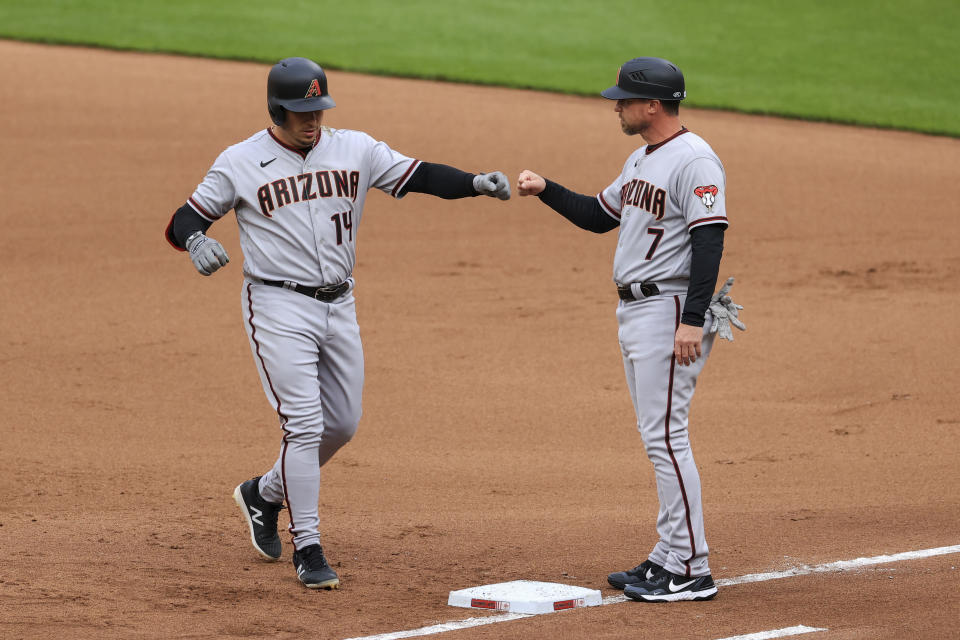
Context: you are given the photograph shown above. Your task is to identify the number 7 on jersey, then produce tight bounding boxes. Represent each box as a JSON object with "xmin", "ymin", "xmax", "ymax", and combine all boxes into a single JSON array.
[{"xmin": 645, "ymin": 227, "xmax": 664, "ymax": 260}]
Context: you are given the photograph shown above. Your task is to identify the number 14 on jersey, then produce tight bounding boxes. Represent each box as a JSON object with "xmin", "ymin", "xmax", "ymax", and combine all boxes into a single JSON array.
[{"xmin": 331, "ymin": 210, "xmax": 353, "ymax": 245}]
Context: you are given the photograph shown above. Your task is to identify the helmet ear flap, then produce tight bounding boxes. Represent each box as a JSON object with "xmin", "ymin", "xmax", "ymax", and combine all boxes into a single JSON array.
[{"xmin": 268, "ymin": 100, "xmax": 285, "ymax": 126}]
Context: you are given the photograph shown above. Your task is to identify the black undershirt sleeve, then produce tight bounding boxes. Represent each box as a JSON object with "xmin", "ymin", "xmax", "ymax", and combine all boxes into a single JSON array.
[
  {"xmin": 537, "ymin": 179, "xmax": 619, "ymax": 234},
  {"xmin": 165, "ymin": 203, "xmax": 213, "ymax": 250},
  {"xmin": 681, "ymin": 224, "xmax": 725, "ymax": 327},
  {"xmin": 400, "ymin": 162, "xmax": 478, "ymax": 199}
]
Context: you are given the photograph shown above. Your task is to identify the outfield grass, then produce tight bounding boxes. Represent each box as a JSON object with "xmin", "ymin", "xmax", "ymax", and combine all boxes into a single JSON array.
[{"xmin": 1, "ymin": 0, "xmax": 957, "ymax": 136}]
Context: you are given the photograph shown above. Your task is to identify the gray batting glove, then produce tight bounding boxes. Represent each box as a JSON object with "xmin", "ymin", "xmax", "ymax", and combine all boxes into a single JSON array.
[
  {"xmin": 708, "ymin": 277, "xmax": 746, "ymax": 341},
  {"xmin": 185, "ymin": 231, "xmax": 229, "ymax": 276},
  {"xmin": 473, "ymin": 171, "xmax": 511, "ymax": 200}
]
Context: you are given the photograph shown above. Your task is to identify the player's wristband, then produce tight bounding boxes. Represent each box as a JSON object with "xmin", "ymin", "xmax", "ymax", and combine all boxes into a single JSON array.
[{"xmin": 185, "ymin": 231, "xmax": 205, "ymax": 252}]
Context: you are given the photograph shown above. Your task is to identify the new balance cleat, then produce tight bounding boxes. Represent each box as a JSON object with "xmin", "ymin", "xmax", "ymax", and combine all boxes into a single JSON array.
[
  {"xmin": 293, "ymin": 544, "xmax": 340, "ymax": 589},
  {"xmin": 233, "ymin": 476, "xmax": 283, "ymax": 561}
]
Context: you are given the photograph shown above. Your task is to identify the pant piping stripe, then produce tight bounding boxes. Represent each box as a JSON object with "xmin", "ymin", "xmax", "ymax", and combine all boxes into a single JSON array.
[
  {"xmin": 665, "ymin": 294, "xmax": 696, "ymax": 577},
  {"xmin": 245, "ymin": 282, "xmax": 297, "ymax": 537}
]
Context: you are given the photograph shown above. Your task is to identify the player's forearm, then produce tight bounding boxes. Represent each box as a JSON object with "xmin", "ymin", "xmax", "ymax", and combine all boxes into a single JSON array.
[
  {"xmin": 681, "ymin": 225, "xmax": 725, "ymax": 326},
  {"xmin": 538, "ymin": 180, "xmax": 618, "ymax": 234},
  {"xmin": 165, "ymin": 203, "xmax": 214, "ymax": 250},
  {"xmin": 401, "ymin": 162, "xmax": 478, "ymax": 199}
]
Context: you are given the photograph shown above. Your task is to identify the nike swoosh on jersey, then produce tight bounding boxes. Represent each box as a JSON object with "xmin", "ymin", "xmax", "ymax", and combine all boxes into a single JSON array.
[
  {"xmin": 668, "ymin": 578, "xmax": 697, "ymax": 592},
  {"xmin": 260, "ymin": 158, "xmax": 277, "ymax": 168}
]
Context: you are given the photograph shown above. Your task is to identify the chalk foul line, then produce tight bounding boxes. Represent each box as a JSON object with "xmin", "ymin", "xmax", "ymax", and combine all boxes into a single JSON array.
[
  {"xmin": 603, "ymin": 543, "xmax": 960, "ymax": 604},
  {"xmin": 715, "ymin": 625, "xmax": 826, "ymax": 640},
  {"xmin": 344, "ymin": 544, "xmax": 960, "ymax": 640}
]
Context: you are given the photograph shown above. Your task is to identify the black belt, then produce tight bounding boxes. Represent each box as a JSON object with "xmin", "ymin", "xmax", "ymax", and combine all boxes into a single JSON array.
[
  {"xmin": 617, "ymin": 282, "xmax": 660, "ymax": 301},
  {"xmin": 262, "ymin": 279, "xmax": 350, "ymax": 302}
]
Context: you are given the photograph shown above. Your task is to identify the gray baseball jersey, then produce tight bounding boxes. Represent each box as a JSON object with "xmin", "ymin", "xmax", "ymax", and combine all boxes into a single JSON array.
[
  {"xmin": 597, "ymin": 129, "xmax": 727, "ymax": 285},
  {"xmin": 187, "ymin": 126, "xmax": 420, "ymax": 285}
]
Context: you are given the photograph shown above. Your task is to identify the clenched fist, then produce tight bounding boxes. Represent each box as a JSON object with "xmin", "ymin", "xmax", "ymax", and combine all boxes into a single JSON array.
[
  {"xmin": 473, "ymin": 171, "xmax": 511, "ymax": 200},
  {"xmin": 517, "ymin": 170, "xmax": 546, "ymax": 196},
  {"xmin": 185, "ymin": 231, "xmax": 229, "ymax": 276}
]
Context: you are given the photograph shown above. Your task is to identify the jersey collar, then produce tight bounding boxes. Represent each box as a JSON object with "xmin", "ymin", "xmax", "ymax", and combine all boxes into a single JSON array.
[
  {"xmin": 266, "ymin": 127, "xmax": 323, "ymax": 159},
  {"xmin": 645, "ymin": 127, "xmax": 688, "ymax": 155}
]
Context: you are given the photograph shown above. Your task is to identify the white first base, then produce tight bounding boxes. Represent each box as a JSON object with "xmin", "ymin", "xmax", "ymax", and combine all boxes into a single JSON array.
[{"xmin": 447, "ymin": 580, "xmax": 602, "ymax": 615}]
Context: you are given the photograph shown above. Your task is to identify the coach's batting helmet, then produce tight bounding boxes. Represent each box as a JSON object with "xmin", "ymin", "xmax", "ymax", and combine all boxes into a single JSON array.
[
  {"xmin": 267, "ymin": 57, "xmax": 336, "ymax": 126},
  {"xmin": 601, "ymin": 57, "xmax": 686, "ymax": 101}
]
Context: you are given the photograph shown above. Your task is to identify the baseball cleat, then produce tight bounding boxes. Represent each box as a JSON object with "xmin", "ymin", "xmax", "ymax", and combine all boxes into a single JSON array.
[
  {"xmin": 233, "ymin": 476, "xmax": 284, "ymax": 561},
  {"xmin": 292, "ymin": 544, "xmax": 340, "ymax": 590},
  {"xmin": 607, "ymin": 559, "xmax": 664, "ymax": 590},
  {"xmin": 624, "ymin": 570, "xmax": 717, "ymax": 602}
]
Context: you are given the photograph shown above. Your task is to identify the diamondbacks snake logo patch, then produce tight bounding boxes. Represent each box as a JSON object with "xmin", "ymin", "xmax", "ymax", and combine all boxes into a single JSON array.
[{"xmin": 694, "ymin": 185, "xmax": 719, "ymax": 210}]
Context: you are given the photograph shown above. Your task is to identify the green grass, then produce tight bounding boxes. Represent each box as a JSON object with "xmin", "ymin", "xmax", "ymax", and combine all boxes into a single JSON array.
[{"xmin": 1, "ymin": 0, "xmax": 958, "ymax": 136}]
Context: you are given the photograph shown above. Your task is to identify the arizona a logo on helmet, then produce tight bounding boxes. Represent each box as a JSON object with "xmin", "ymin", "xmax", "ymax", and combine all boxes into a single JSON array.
[{"xmin": 305, "ymin": 78, "xmax": 323, "ymax": 98}]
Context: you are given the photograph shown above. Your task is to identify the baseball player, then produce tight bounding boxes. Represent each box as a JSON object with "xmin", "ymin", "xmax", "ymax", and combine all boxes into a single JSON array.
[
  {"xmin": 164, "ymin": 57, "xmax": 510, "ymax": 590},
  {"xmin": 518, "ymin": 57, "xmax": 743, "ymax": 602}
]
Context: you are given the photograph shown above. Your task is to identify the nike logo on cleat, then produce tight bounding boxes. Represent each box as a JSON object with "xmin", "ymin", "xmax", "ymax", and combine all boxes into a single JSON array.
[
  {"xmin": 668, "ymin": 578, "xmax": 697, "ymax": 592},
  {"xmin": 645, "ymin": 568, "xmax": 656, "ymax": 579},
  {"xmin": 260, "ymin": 158, "xmax": 276, "ymax": 167}
]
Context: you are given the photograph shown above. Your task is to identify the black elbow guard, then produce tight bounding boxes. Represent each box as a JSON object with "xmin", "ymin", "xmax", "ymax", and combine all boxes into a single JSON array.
[{"xmin": 165, "ymin": 203, "xmax": 212, "ymax": 251}]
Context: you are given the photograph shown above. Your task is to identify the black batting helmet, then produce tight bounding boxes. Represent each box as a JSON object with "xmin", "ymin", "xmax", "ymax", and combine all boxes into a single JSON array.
[
  {"xmin": 601, "ymin": 57, "xmax": 686, "ymax": 101},
  {"xmin": 267, "ymin": 57, "xmax": 336, "ymax": 126}
]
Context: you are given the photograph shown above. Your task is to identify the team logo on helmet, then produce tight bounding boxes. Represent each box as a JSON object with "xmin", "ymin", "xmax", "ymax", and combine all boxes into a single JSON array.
[
  {"xmin": 304, "ymin": 78, "xmax": 323, "ymax": 98},
  {"xmin": 694, "ymin": 185, "xmax": 719, "ymax": 209}
]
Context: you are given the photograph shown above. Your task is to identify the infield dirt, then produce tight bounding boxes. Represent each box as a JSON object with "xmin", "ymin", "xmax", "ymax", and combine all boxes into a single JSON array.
[{"xmin": 1, "ymin": 40, "xmax": 958, "ymax": 639}]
